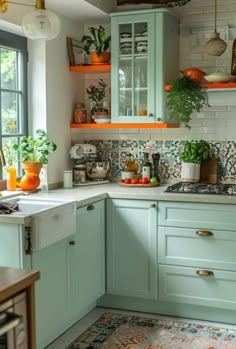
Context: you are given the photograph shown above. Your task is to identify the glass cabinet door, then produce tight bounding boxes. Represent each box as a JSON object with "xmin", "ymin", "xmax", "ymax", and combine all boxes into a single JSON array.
[{"xmin": 111, "ymin": 13, "xmax": 155, "ymax": 123}]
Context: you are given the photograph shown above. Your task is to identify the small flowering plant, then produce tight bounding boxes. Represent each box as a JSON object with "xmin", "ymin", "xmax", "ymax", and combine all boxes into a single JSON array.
[{"xmin": 86, "ymin": 79, "xmax": 107, "ymax": 107}]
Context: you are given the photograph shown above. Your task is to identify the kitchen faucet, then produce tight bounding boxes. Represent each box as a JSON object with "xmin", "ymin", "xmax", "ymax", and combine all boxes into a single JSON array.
[{"xmin": 0, "ymin": 147, "xmax": 6, "ymax": 167}]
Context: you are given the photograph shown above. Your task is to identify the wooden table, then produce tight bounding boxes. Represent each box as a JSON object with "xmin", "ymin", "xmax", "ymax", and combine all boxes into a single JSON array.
[{"xmin": 0, "ymin": 266, "xmax": 40, "ymax": 349}]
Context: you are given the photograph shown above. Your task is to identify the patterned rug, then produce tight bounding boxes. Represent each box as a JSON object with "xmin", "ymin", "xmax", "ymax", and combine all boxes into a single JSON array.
[{"xmin": 66, "ymin": 312, "xmax": 236, "ymax": 349}]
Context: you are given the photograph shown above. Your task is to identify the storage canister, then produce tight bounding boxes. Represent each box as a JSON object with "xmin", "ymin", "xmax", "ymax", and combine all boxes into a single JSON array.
[{"xmin": 73, "ymin": 102, "xmax": 87, "ymax": 123}]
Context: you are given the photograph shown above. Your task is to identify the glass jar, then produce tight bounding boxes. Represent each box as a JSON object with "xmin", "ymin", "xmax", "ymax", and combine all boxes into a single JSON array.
[{"xmin": 73, "ymin": 102, "xmax": 87, "ymax": 124}]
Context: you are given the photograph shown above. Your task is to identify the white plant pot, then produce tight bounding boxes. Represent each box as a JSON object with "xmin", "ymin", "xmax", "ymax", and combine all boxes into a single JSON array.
[{"xmin": 181, "ymin": 162, "xmax": 200, "ymax": 183}]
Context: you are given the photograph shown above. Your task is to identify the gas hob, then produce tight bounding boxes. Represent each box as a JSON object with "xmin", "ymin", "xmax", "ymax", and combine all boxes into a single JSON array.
[{"xmin": 165, "ymin": 182, "xmax": 236, "ymax": 195}]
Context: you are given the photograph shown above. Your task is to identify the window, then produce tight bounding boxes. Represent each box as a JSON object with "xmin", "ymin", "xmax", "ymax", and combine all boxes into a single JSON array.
[{"xmin": 0, "ymin": 29, "xmax": 28, "ymax": 178}]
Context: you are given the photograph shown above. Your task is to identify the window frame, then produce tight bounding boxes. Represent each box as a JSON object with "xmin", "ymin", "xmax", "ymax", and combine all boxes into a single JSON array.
[{"xmin": 0, "ymin": 29, "xmax": 28, "ymax": 179}]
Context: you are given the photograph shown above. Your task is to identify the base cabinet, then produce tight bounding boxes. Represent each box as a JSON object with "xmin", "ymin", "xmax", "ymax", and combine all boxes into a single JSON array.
[
  {"xmin": 75, "ymin": 200, "xmax": 105, "ymax": 313},
  {"xmin": 106, "ymin": 199, "xmax": 157, "ymax": 299},
  {"xmin": 31, "ymin": 237, "xmax": 76, "ymax": 349},
  {"xmin": 158, "ymin": 201, "xmax": 236, "ymax": 311}
]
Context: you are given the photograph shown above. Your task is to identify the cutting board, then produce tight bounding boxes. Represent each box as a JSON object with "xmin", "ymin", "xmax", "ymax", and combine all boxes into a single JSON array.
[{"xmin": 200, "ymin": 157, "xmax": 218, "ymax": 184}]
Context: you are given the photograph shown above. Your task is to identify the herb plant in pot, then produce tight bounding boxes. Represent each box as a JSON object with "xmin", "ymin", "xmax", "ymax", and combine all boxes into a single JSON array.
[
  {"xmin": 180, "ymin": 140, "xmax": 211, "ymax": 182},
  {"xmin": 14, "ymin": 129, "xmax": 57, "ymax": 191},
  {"xmin": 167, "ymin": 76, "xmax": 209, "ymax": 128},
  {"xmin": 79, "ymin": 25, "xmax": 111, "ymax": 65}
]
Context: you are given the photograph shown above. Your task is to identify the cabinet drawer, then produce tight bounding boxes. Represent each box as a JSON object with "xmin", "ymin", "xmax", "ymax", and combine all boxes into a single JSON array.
[
  {"xmin": 159, "ymin": 264, "xmax": 236, "ymax": 310},
  {"xmin": 158, "ymin": 202, "xmax": 236, "ymax": 230},
  {"xmin": 158, "ymin": 226, "xmax": 236, "ymax": 271}
]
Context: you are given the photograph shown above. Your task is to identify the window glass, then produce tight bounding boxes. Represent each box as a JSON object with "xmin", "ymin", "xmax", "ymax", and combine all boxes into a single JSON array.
[{"xmin": 0, "ymin": 30, "xmax": 27, "ymax": 179}]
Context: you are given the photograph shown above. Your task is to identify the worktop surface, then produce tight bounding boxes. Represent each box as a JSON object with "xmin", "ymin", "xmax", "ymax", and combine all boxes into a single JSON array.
[
  {"xmin": 0, "ymin": 266, "xmax": 40, "ymax": 303},
  {"xmin": 0, "ymin": 183, "xmax": 235, "ymax": 224}
]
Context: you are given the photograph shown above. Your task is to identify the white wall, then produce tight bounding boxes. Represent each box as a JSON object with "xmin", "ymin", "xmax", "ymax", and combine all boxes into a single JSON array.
[
  {"xmin": 71, "ymin": 0, "xmax": 236, "ymax": 145},
  {"xmin": 0, "ymin": 7, "xmax": 84, "ymax": 186}
]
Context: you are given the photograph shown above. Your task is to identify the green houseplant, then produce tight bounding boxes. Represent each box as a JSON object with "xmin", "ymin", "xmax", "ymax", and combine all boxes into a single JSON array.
[
  {"xmin": 13, "ymin": 129, "xmax": 57, "ymax": 191},
  {"xmin": 79, "ymin": 25, "xmax": 111, "ymax": 64},
  {"xmin": 167, "ymin": 76, "xmax": 209, "ymax": 129},
  {"xmin": 180, "ymin": 140, "xmax": 212, "ymax": 182}
]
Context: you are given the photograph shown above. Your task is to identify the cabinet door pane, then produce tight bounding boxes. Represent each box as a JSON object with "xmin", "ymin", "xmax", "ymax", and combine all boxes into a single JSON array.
[
  {"xmin": 134, "ymin": 57, "xmax": 148, "ymax": 117},
  {"xmin": 112, "ymin": 14, "xmax": 155, "ymax": 123}
]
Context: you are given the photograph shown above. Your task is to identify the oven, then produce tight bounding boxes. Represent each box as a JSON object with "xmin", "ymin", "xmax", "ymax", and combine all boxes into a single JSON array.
[{"xmin": 0, "ymin": 293, "xmax": 28, "ymax": 349}]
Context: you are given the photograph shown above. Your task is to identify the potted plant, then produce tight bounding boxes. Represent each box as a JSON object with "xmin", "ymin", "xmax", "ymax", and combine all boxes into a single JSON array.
[
  {"xmin": 13, "ymin": 129, "xmax": 57, "ymax": 191},
  {"xmin": 79, "ymin": 25, "xmax": 111, "ymax": 64},
  {"xmin": 167, "ymin": 76, "xmax": 209, "ymax": 129},
  {"xmin": 180, "ymin": 140, "xmax": 212, "ymax": 182},
  {"xmin": 86, "ymin": 79, "xmax": 108, "ymax": 120}
]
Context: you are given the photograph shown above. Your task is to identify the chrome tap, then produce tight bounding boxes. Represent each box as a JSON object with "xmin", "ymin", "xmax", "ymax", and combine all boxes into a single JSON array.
[{"xmin": 0, "ymin": 147, "xmax": 6, "ymax": 167}]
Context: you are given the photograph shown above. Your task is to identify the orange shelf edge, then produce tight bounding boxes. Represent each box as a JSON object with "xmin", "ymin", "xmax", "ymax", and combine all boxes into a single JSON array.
[
  {"xmin": 70, "ymin": 123, "xmax": 179, "ymax": 129},
  {"xmin": 69, "ymin": 65, "xmax": 111, "ymax": 73},
  {"xmin": 165, "ymin": 82, "xmax": 236, "ymax": 91}
]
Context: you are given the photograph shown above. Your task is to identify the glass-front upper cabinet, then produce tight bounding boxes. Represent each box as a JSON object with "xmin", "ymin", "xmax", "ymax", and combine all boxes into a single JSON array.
[{"xmin": 111, "ymin": 10, "xmax": 179, "ymax": 123}]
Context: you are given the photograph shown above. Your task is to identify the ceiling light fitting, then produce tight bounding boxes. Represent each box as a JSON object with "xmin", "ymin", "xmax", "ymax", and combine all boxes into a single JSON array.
[
  {"xmin": 204, "ymin": 0, "xmax": 227, "ymax": 56},
  {"xmin": 0, "ymin": 0, "xmax": 61, "ymax": 41}
]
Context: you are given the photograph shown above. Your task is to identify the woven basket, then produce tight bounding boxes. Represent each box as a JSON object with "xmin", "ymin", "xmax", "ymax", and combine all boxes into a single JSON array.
[{"xmin": 205, "ymin": 32, "xmax": 227, "ymax": 56}]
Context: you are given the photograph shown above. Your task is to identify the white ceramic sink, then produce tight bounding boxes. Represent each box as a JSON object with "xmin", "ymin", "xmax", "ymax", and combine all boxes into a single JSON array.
[
  {"xmin": 5, "ymin": 197, "xmax": 65, "ymax": 214},
  {"xmin": 4, "ymin": 196, "xmax": 77, "ymax": 251}
]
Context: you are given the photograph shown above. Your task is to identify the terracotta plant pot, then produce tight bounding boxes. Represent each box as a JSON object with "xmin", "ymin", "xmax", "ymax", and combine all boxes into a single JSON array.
[
  {"xmin": 90, "ymin": 52, "xmax": 111, "ymax": 65},
  {"xmin": 22, "ymin": 161, "xmax": 42, "ymax": 175}
]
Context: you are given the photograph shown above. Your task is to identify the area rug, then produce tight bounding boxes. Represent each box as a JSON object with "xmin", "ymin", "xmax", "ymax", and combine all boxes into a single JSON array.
[{"xmin": 66, "ymin": 312, "xmax": 236, "ymax": 349}]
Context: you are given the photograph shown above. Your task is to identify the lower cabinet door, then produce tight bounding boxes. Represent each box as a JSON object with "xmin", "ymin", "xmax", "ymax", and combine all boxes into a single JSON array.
[
  {"xmin": 159, "ymin": 264, "xmax": 236, "ymax": 310},
  {"xmin": 107, "ymin": 199, "xmax": 157, "ymax": 299},
  {"xmin": 76, "ymin": 200, "xmax": 105, "ymax": 313},
  {"xmin": 32, "ymin": 237, "xmax": 76, "ymax": 349}
]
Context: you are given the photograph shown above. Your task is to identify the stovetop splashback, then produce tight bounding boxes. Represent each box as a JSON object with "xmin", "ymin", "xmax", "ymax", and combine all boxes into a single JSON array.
[{"xmin": 80, "ymin": 140, "xmax": 235, "ymax": 182}]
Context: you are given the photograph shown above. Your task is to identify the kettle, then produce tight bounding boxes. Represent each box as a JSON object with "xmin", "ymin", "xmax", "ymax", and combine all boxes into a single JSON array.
[{"xmin": 180, "ymin": 68, "xmax": 206, "ymax": 83}]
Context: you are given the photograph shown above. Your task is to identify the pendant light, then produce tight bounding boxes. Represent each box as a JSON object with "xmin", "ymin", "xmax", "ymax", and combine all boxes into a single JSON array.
[
  {"xmin": 204, "ymin": 0, "xmax": 227, "ymax": 56},
  {"xmin": 0, "ymin": 0, "xmax": 61, "ymax": 41}
]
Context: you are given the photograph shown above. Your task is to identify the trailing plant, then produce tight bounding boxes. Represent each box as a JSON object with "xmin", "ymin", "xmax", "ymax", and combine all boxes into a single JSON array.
[
  {"xmin": 167, "ymin": 76, "xmax": 209, "ymax": 129},
  {"xmin": 180, "ymin": 140, "xmax": 212, "ymax": 164},
  {"xmin": 13, "ymin": 129, "xmax": 57, "ymax": 164},
  {"xmin": 79, "ymin": 25, "xmax": 111, "ymax": 56}
]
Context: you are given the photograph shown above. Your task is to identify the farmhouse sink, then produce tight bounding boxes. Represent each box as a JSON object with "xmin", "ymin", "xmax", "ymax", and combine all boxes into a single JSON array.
[
  {"xmin": 5, "ymin": 197, "xmax": 66, "ymax": 214},
  {"xmin": 4, "ymin": 196, "xmax": 77, "ymax": 251}
]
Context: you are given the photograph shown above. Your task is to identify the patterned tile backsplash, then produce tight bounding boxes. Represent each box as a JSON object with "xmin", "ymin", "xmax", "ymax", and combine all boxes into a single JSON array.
[{"xmin": 87, "ymin": 140, "xmax": 236, "ymax": 182}]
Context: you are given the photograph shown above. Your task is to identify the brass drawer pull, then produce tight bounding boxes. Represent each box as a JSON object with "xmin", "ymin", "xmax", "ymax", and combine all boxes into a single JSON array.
[
  {"xmin": 150, "ymin": 204, "xmax": 156, "ymax": 208},
  {"xmin": 87, "ymin": 204, "xmax": 95, "ymax": 211},
  {"xmin": 196, "ymin": 270, "xmax": 214, "ymax": 277},
  {"xmin": 196, "ymin": 230, "xmax": 213, "ymax": 237}
]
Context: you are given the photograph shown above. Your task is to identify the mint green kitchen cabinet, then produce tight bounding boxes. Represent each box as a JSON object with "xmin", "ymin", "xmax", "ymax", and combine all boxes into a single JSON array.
[
  {"xmin": 31, "ymin": 236, "xmax": 76, "ymax": 349},
  {"xmin": 75, "ymin": 200, "xmax": 105, "ymax": 313},
  {"xmin": 111, "ymin": 9, "xmax": 179, "ymax": 123},
  {"xmin": 158, "ymin": 201, "xmax": 236, "ymax": 310},
  {"xmin": 106, "ymin": 199, "xmax": 157, "ymax": 299}
]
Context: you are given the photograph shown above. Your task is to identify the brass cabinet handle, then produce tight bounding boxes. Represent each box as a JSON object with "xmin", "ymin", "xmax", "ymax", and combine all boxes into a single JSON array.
[
  {"xmin": 196, "ymin": 230, "xmax": 213, "ymax": 237},
  {"xmin": 69, "ymin": 241, "xmax": 75, "ymax": 246},
  {"xmin": 196, "ymin": 270, "xmax": 214, "ymax": 277},
  {"xmin": 87, "ymin": 204, "xmax": 95, "ymax": 211},
  {"xmin": 150, "ymin": 203, "xmax": 156, "ymax": 208}
]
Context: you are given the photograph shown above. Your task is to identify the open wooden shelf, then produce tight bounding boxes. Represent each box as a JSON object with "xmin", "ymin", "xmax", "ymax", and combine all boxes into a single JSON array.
[
  {"xmin": 69, "ymin": 65, "xmax": 111, "ymax": 73},
  {"xmin": 70, "ymin": 123, "xmax": 179, "ymax": 129},
  {"xmin": 165, "ymin": 82, "xmax": 236, "ymax": 91}
]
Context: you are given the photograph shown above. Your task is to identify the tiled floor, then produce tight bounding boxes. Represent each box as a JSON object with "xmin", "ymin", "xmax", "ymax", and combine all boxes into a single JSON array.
[{"xmin": 46, "ymin": 307, "xmax": 236, "ymax": 349}]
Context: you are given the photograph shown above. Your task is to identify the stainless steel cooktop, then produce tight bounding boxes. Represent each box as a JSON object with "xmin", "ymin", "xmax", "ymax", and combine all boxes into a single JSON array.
[{"xmin": 165, "ymin": 182, "xmax": 236, "ymax": 195}]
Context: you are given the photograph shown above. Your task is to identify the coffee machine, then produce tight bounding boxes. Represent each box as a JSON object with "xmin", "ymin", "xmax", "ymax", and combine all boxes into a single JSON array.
[{"xmin": 69, "ymin": 144, "xmax": 110, "ymax": 186}]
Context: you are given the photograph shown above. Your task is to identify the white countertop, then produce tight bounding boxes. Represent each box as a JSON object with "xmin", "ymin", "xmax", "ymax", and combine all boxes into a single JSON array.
[
  {"xmin": 31, "ymin": 183, "xmax": 236, "ymax": 206},
  {"xmin": 0, "ymin": 183, "xmax": 235, "ymax": 224}
]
